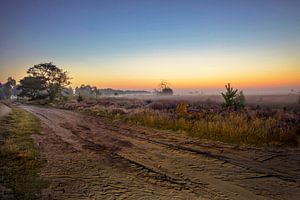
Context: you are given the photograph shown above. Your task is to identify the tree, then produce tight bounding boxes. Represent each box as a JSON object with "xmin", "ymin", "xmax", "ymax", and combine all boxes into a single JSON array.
[
  {"xmin": 0, "ymin": 77, "xmax": 16, "ymax": 100},
  {"xmin": 77, "ymin": 93, "xmax": 84, "ymax": 102},
  {"xmin": 221, "ymin": 83, "xmax": 245, "ymax": 110},
  {"xmin": 157, "ymin": 81, "xmax": 173, "ymax": 95},
  {"xmin": 0, "ymin": 83, "xmax": 4, "ymax": 100},
  {"xmin": 92, "ymin": 86, "xmax": 101, "ymax": 98},
  {"xmin": 159, "ymin": 81, "xmax": 169, "ymax": 90},
  {"xmin": 18, "ymin": 77, "xmax": 47, "ymax": 100},
  {"xmin": 61, "ymin": 87, "xmax": 73, "ymax": 96},
  {"xmin": 24, "ymin": 62, "xmax": 71, "ymax": 100},
  {"xmin": 75, "ymin": 85, "xmax": 97, "ymax": 97},
  {"xmin": 236, "ymin": 90, "xmax": 246, "ymax": 108}
]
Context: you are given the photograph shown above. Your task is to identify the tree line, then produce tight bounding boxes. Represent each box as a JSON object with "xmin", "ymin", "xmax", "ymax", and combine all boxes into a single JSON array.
[
  {"xmin": 0, "ymin": 77, "xmax": 17, "ymax": 100},
  {"xmin": 0, "ymin": 62, "xmax": 150, "ymax": 101},
  {"xmin": 1, "ymin": 62, "xmax": 246, "ymax": 110},
  {"xmin": 0, "ymin": 63, "xmax": 70, "ymax": 101}
]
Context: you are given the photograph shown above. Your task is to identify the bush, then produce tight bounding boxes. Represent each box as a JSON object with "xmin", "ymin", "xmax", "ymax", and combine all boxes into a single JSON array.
[
  {"xmin": 149, "ymin": 102, "xmax": 165, "ymax": 110},
  {"xmin": 77, "ymin": 93, "xmax": 84, "ymax": 102},
  {"xmin": 161, "ymin": 87, "xmax": 173, "ymax": 95},
  {"xmin": 176, "ymin": 102, "xmax": 188, "ymax": 117}
]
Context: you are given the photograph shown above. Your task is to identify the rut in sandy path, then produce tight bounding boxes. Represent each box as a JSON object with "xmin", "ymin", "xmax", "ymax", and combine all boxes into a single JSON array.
[{"xmin": 22, "ymin": 105, "xmax": 300, "ymax": 200}]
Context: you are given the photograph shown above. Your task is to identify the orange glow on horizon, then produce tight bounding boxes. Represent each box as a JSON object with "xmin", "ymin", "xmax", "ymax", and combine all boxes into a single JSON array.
[
  {"xmin": 1, "ymin": 70, "xmax": 299, "ymax": 91},
  {"xmin": 69, "ymin": 71, "xmax": 300, "ymax": 90},
  {"xmin": 1, "ymin": 51, "xmax": 299, "ymax": 91}
]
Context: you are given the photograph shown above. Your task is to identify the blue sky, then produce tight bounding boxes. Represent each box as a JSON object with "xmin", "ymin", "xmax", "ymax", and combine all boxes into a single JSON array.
[{"xmin": 0, "ymin": 0, "xmax": 300, "ymax": 90}]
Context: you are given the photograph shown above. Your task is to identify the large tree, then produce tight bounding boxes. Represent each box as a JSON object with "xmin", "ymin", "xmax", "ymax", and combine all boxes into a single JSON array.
[
  {"xmin": 18, "ymin": 77, "xmax": 47, "ymax": 100},
  {"xmin": 19, "ymin": 63, "xmax": 71, "ymax": 100}
]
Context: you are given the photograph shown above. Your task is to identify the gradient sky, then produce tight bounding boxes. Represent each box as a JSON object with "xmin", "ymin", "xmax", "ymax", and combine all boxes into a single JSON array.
[{"xmin": 0, "ymin": 0, "xmax": 300, "ymax": 91}]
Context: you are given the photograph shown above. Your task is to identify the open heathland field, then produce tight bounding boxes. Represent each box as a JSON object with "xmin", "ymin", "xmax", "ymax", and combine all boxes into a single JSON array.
[{"xmin": 1, "ymin": 93, "xmax": 299, "ymax": 199}]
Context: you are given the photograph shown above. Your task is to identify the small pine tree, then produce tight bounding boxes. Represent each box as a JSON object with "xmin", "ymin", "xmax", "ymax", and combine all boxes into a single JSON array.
[
  {"xmin": 221, "ymin": 83, "xmax": 245, "ymax": 110},
  {"xmin": 221, "ymin": 83, "xmax": 238, "ymax": 108},
  {"xmin": 77, "ymin": 93, "xmax": 83, "ymax": 102}
]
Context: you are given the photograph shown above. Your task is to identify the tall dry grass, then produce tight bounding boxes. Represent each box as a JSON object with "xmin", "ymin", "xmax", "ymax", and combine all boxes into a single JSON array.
[
  {"xmin": 57, "ymin": 98, "xmax": 299, "ymax": 146},
  {"xmin": 126, "ymin": 109, "xmax": 297, "ymax": 146}
]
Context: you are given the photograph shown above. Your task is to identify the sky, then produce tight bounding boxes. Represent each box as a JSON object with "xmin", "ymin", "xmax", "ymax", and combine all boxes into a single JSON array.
[{"xmin": 0, "ymin": 0, "xmax": 300, "ymax": 92}]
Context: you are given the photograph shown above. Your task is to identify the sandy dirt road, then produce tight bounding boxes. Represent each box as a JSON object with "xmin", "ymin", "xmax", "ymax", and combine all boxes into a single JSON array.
[{"xmin": 21, "ymin": 105, "xmax": 300, "ymax": 200}]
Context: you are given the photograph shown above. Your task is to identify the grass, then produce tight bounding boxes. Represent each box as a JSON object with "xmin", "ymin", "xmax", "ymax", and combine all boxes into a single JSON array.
[
  {"xmin": 127, "ymin": 110, "xmax": 298, "ymax": 146},
  {"xmin": 0, "ymin": 107, "xmax": 46, "ymax": 200},
  {"xmin": 79, "ymin": 104, "xmax": 298, "ymax": 147},
  {"xmin": 56, "ymin": 98, "xmax": 299, "ymax": 146}
]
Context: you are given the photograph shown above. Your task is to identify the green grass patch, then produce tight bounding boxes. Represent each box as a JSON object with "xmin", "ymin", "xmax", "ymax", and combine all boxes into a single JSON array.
[{"xmin": 0, "ymin": 107, "xmax": 47, "ymax": 200}]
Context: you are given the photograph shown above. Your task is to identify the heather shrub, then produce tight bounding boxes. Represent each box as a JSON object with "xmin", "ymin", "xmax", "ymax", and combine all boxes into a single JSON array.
[{"xmin": 176, "ymin": 102, "xmax": 188, "ymax": 117}]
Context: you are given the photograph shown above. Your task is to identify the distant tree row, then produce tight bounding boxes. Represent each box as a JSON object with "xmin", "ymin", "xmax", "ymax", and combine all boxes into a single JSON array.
[
  {"xmin": 1, "ymin": 62, "xmax": 249, "ymax": 110},
  {"xmin": 74, "ymin": 85, "xmax": 149, "ymax": 99},
  {"xmin": 75, "ymin": 85, "xmax": 100, "ymax": 98},
  {"xmin": 0, "ymin": 77, "xmax": 17, "ymax": 100},
  {"xmin": 0, "ymin": 62, "xmax": 151, "ymax": 101},
  {"xmin": 0, "ymin": 63, "xmax": 71, "ymax": 101}
]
